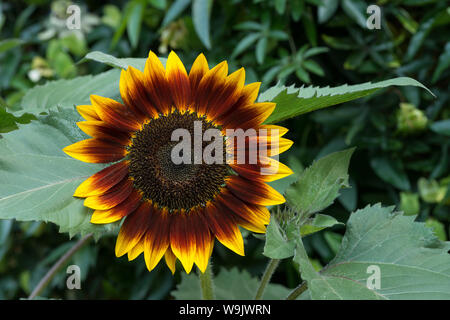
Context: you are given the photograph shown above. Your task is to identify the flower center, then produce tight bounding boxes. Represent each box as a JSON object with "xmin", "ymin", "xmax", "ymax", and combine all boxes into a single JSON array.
[{"xmin": 127, "ymin": 111, "xmax": 230, "ymax": 211}]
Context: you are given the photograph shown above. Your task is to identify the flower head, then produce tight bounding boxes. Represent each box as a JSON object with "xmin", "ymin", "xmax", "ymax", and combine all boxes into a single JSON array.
[{"xmin": 63, "ymin": 51, "xmax": 293, "ymax": 273}]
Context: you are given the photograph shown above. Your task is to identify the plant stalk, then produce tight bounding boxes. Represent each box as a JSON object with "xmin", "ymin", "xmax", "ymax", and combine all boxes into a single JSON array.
[
  {"xmin": 286, "ymin": 281, "xmax": 308, "ymax": 300},
  {"xmin": 254, "ymin": 258, "xmax": 280, "ymax": 300},
  {"xmin": 198, "ymin": 262, "xmax": 215, "ymax": 300},
  {"xmin": 28, "ymin": 233, "xmax": 94, "ymax": 300}
]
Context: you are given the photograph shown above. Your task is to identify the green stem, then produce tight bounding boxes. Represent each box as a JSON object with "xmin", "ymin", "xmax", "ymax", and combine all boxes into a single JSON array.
[
  {"xmin": 28, "ymin": 233, "xmax": 94, "ymax": 300},
  {"xmin": 254, "ymin": 259, "xmax": 280, "ymax": 300},
  {"xmin": 198, "ymin": 262, "xmax": 215, "ymax": 300},
  {"xmin": 286, "ymin": 281, "xmax": 308, "ymax": 300}
]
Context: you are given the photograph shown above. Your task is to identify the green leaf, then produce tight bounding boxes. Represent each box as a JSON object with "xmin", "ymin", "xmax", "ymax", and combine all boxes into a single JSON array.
[
  {"xmin": 234, "ymin": 21, "xmax": 262, "ymax": 31},
  {"xmin": 344, "ymin": 51, "xmax": 367, "ymax": 70},
  {"xmin": 303, "ymin": 46, "xmax": 329, "ymax": 59},
  {"xmin": 300, "ymin": 214, "xmax": 344, "ymax": 237},
  {"xmin": 393, "ymin": 8, "xmax": 419, "ymax": 33},
  {"xmin": 263, "ymin": 218, "xmax": 296, "ymax": 259},
  {"xmin": 322, "ymin": 34, "xmax": 356, "ymax": 50},
  {"xmin": 430, "ymin": 119, "xmax": 450, "ymax": 136},
  {"xmin": 47, "ymin": 40, "xmax": 76, "ymax": 79},
  {"xmin": 192, "ymin": 0, "xmax": 212, "ymax": 49},
  {"xmin": 231, "ymin": 33, "xmax": 260, "ymax": 59},
  {"xmin": 323, "ymin": 231, "xmax": 343, "ymax": 255},
  {"xmin": 102, "ymin": 5, "xmax": 122, "ymax": 29},
  {"xmin": 13, "ymin": 5, "xmax": 36, "ymax": 37},
  {"xmin": 293, "ymin": 236, "xmax": 383, "ymax": 300},
  {"xmin": 259, "ymin": 77, "xmax": 433, "ymax": 124},
  {"xmin": 425, "ymin": 218, "xmax": 447, "ymax": 241},
  {"xmin": 255, "ymin": 37, "xmax": 268, "ymax": 64},
  {"xmin": 18, "ymin": 69, "xmax": 121, "ymax": 116},
  {"xmin": 162, "ymin": 0, "xmax": 191, "ymax": 27},
  {"xmin": 302, "ymin": 11, "xmax": 317, "ymax": 46},
  {"xmin": 83, "ymin": 51, "xmax": 149, "ymax": 70},
  {"xmin": 318, "ymin": 0, "xmax": 339, "ymax": 24},
  {"xmin": 399, "ymin": 192, "xmax": 420, "ymax": 216},
  {"xmin": 268, "ymin": 30, "xmax": 289, "ymax": 41},
  {"xmin": 274, "ymin": 0, "xmax": 287, "ymax": 14},
  {"xmin": 127, "ymin": 1, "xmax": 144, "ymax": 49},
  {"xmin": 295, "ymin": 67, "xmax": 310, "ymax": 83},
  {"xmin": 370, "ymin": 156, "xmax": 411, "ymax": 190},
  {"xmin": 405, "ymin": 15, "xmax": 436, "ymax": 62},
  {"xmin": 432, "ymin": 42, "xmax": 450, "ymax": 83},
  {"xmin": 111, "ymin": 1, "xmax": 134, "ymax": 49},
  {"xmin": 171, "ymin": 267, "xmax": 291, "ymax": 299},
  {"xmin": 302, "ymin": 60, "xmax": 324, "ymax": 77},
  {"xmin": 149, "ymin": 0, "xmax": 167, "ymax": 10},
  {"xmin": 341, "ymin": 0, "xmax": 367, "ymax": 28},
  {"xmin": 338, "ymin": 178, "xmax": 357, "ymax": 212},
  {"xmin": 0, "ymin": 38, "xmax": 23, "ymax": 54},
  {"xmin": 418, "ymin": 177, "xmax": 447, "ymax": 203},
  {"xmin": 0, "ymin": 108, "xmax": 116, "ymax": 239},
  {"xmin": 317, "ymin": 204, "xmax": 450, "ymax": 299},
  {"xmin": 285, "ymin": 148, "xmax": 354, "ymax": 217}
]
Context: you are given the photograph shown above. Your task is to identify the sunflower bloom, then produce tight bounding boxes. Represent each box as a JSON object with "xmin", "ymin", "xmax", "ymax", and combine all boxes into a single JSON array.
[{"xmin": 63, "ymin": 51, "xmax": 293, "ymax": 274}]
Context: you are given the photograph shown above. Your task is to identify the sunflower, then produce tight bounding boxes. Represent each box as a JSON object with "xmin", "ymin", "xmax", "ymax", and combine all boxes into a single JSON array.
[{"xmin": 63, "ymin": 51, "xmax": 293, "ymax": 274}]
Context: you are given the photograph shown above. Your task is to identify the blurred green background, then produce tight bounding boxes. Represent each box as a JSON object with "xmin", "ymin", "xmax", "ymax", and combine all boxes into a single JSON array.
[{"xmin": 0, "ymin": 0, "xmax": 449, "ymax": 299}]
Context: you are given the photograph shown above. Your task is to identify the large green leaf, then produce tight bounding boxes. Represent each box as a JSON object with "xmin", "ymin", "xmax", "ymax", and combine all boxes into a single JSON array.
[
  {"xmin": 0, "ymin": 108, "xmax": 116, "ymax": 239},
  {"xmin": 259, "ymin": 77, "xmax": 433, "ymax": 124},
  {"xmin": 18, "ymin": 69, "xmax": 121, "ymax": 116},
  {"xmin": 295, "ymin": 204, "xmax": 450, "ymax": 299},
  {"xmin": 83, "ymin": 51, "xmax": 149, "ymax": 70},
  {"xmin": 171, "ymin": 267, "xmax": 290, "ymax": 300}
]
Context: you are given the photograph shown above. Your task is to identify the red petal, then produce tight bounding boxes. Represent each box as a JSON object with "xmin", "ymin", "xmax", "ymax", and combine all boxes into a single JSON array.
[{"xmin": 74, "ymin": 161, "xmax": 130, "ymax": 197}]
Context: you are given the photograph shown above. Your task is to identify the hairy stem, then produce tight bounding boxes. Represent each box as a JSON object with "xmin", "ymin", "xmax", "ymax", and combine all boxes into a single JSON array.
[
  {"xmin": 286, "ymin": 281, "xmax": 308, "ymax": 300},
  {"xmin": 28, "ymin": 233, "xmax": 94, "ymax": 300},
  {"xmin": 254, "ymin": 259, "xmax": 280, "ymax": 300},
  {"xmin": 198, "ymin": 262, "xmax": 215, "ymax": 300}
]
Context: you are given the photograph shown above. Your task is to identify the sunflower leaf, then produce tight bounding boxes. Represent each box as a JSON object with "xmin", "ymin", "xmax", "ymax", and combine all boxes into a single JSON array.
[
  {"xmin": 300, "ymin": 214, "xmax": 344, "ymax": 237},
  {"xmin": 83, "ymin": 51, "xmax": 149, "ymax": 70},
  {"xmin": 0, "ymin": 108, "xmax": 117, "ymax": 239},
  {"xmin": 285, "ymin": 148, "xmax": 355, "ymax": 218},
  {"xmin": 263, "ymin": 218, "xmax": 296, "ymax": 259},
  {"xmin": 18, "ymin": 69, "xmax": 122, "ymax": 116},
  {"xmin": 295, "ymin": 204, "xmax": 450, "ymax": 300},
  {"xmin": 259, "ymin": 77, "xmax": 434, "ymax": 124}
]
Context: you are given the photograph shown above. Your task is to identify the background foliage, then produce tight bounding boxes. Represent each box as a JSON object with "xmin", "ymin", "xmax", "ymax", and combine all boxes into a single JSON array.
[{"xmin": 0, "ymin": 0, "xmax": 449, "ymax": 299}]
